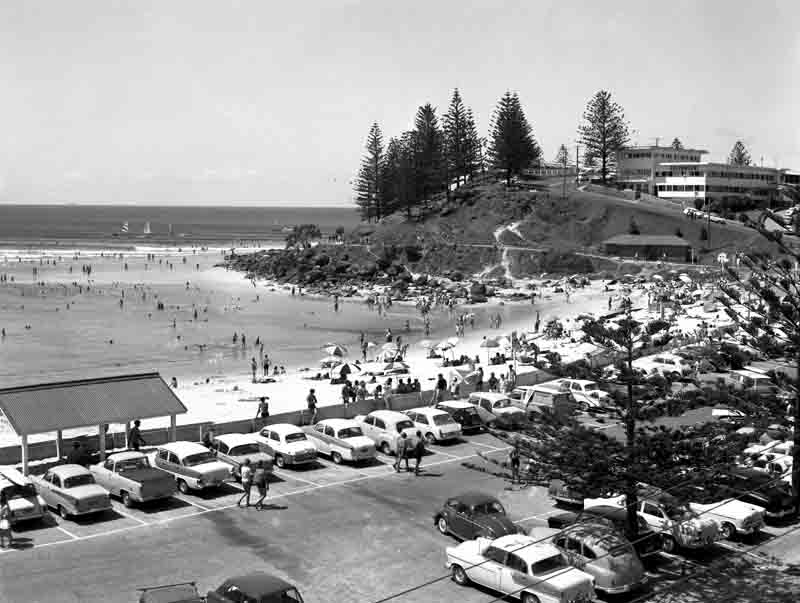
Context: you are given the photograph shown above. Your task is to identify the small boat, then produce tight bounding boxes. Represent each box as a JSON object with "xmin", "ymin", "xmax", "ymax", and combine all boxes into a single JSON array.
[
  {"xmin": 121, "ymin": 221, "xmax": 129, "ymax": 234},
  {"xmin": 143, "ymin": 221, "xmax": 152, "ymax": 235}
]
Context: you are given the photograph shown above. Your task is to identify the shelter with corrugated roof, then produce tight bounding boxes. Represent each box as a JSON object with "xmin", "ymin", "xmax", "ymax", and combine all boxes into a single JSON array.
[{"xmin": 0, "ymin": 372, "xmax": 187, "ymax": 474}]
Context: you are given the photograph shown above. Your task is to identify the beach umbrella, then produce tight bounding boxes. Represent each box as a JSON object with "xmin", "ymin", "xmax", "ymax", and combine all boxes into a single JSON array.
[
  {"xmin": 480, "ymin": 337, "xmax": 500, "ymax": 363},
  {"xmin": 320, "ymin": 355, "xmax": 341, "ymax": 368},
  {"xmin": 330, "ymin": 363, "xmax": 355, "ymax": 379},
  {"xmin": 383, "ymin": 361, "xmax": 410, "ymax": 374},
  {"xmin": 322, "ymin": 343, "xmax": 348, "ymax": 357},
  {"xmin": 366, "ymin": 341, "xmax": 378, "ymax": 348}
]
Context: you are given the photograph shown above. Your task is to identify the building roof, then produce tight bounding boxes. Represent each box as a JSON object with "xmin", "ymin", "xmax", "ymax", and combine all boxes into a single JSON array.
[
  {"xmin": 603, "ymin": 234, "xmax": 691, "ymax": 247},
  {"xmin": 658, "ymin": 161, "xmax": 784, "ymax": 172},
  {"xmin": 0, "ymin": 373, "xmax": 187, "ymax": 436},
  {"xmin": 620, "ymin": 145, "xmax": 707, "ymax": 153}
]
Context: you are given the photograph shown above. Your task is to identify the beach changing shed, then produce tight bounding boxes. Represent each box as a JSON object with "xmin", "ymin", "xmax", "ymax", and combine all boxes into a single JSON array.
[
  {"xmin": 603, "ymin": 234, "xmax": 691, "ymax": 262},
  {"xmin": 0, "ymin": 373, "xmax": 187, "ymax": 475}
]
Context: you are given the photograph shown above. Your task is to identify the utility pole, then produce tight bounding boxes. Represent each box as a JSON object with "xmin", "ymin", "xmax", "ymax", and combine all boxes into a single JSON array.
[{"xmin": 575, "ymin": 144, "xmax": 580, "ymax": 184}]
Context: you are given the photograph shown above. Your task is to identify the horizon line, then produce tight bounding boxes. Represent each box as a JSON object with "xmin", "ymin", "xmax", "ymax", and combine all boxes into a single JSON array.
[{"xmin": 0, "ymin": 202, "xmax": 357, "ymax": 209}]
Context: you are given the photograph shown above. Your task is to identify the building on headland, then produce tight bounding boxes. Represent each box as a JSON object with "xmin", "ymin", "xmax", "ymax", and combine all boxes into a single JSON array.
[
  {"xmin": 616, "ymin": 146, "xmax": 707, "ymax": 195},
  {"xmin": 603, "ymin": 234, "xmax": 691, "ymax": 262},
  {"xmin": 654, "ymin": 162, "xmax": 785, "ymax": 205}
]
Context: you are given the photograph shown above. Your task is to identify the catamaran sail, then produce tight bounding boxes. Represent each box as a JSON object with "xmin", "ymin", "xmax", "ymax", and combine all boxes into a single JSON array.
[
  {"xmin": 121, "ymin": 221, "xmax": 129, "ymax": 234},
  {"xmin": 168, "ymin": 223, "xmax": 174, "ymax": 236},
  {"xmin": 143, "ymin": 221, "xmax": 151, "ymax": 235}
]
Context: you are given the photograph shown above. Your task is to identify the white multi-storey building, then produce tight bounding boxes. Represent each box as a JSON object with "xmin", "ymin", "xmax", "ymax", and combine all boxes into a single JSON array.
[
  {"xmin": 616, "ymin": 146, "xmax": 707, "ymax": 195},
  {"xmin": 655, "ymin": 162, "xmax": 784, "ymax": 204}
]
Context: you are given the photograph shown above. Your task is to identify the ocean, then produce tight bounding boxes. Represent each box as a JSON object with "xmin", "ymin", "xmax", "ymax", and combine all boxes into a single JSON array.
[{"xmin": 0, "ymin": 204, "xmax": 360, "ymax": 247}]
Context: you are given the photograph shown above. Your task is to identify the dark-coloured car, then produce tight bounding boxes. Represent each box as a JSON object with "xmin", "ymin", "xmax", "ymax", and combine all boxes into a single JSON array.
[
  {"xmin": 138, "ymin": 581, "xmax": 204, "ymax": 603},
  {"xmin": 435, "ymin": 401, "xmax": 486, "ymax": 433},
  {"xmin": 710, "ymin": 468, "xmax": 796, "ymax": 521},
  {"xmin": 434, "ymin": 491, "xmax": 521, "ymax": 540},
  {"xmin": 138, "ymin": 573, "xmax": 304, "ymax": 603},
  {"xmin": 548, "ymin": 505, "xmax": 662, "ymax": 559}
]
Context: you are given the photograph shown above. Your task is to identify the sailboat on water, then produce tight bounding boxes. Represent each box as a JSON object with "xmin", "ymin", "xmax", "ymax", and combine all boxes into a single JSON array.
[
  {"xmin": 143, "ymin": 221, "xmax": 152, "ymax": 236},
  {"xmin": 121, "ymin": 221, "xmax": 129, "ymax": 234}
]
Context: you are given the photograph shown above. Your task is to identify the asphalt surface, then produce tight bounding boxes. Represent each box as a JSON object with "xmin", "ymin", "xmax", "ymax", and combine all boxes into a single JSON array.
[{"xmin": 1, "ymin": 430, "xmax": 798, "ymax": 603}]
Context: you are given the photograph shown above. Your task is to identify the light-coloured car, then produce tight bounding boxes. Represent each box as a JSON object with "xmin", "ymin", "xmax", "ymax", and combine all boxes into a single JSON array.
[
  {"xmin": 404, "ymin": 407, "xmax": 462, "ymax": 443},
  {"xmin": 467, "ymin": 393, "xmax": 526, "ymax": 429},
  {"xmin": 90, "ymin": 451, "xmax": 176, "ymax": 507},
  {"xmin": 153, "ymin": 441, "xmax": 232, "ymax": 494},
  {"xmin": 685, "ymin": 488, "xmax": 764, "ymax": 540},
  {"xmin": 32, "ymin": 464, "xmax": 112, "ymax": 520},
  {"xmin": 446, "ymin": 534, "xmax": 597, "ymax": 603},
  {"xmin": 552, "ymin": 379, "xmax": 611, "ymax": 410},
  {"xmin": 304, "ymin": 419, "xmax": 376, "ymax": 464},
  {"xmin": 0, "ymin": 468, "xmax": 47, "ymax": 525},
  {"xmin": 353, "ymin": 410, "xmax": 419, "ymax": 455},
  {"xmin": 529, "ymin": 524, "xmax": 646, "ymax": 595},
  {"xmin": 211, "ymin": 433, "xmax": 274, "ymax": 479},
  {"xmin": 254, "ymin": 423, "xmax": 318, "ymax": 468},
  {"xmin": 632, "ymin": 353, "xmax": 693, "ymax": 379}
]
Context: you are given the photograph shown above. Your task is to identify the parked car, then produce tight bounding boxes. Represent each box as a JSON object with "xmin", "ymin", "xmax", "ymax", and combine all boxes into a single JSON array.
[
  {"xmin": 434, "ymin": 492, "xmax": 521, "ymax": 540},
  {"xmin": 435, "ymin": 400, "xmax": 486, "ymax": 433},
  {"xmin": 467, "ymin": 392, "xmax": 526, "ymax": 429},
  {"xmin": 0, "ymin": 468, "xmax": 47, "ymax": 525},
  {"xmin": 211, "ymin": 433, "xmax": 274, "ymax": 479},
  {"xmin": 709, "ymin": 468, "xmax": 796, "ymax": 521},
  {"xmin": 138, "ymin": 573, "xmax": 305, "ymax": 603},
  {"xmin": 547, "ymin": 505, "xmax": 662, "ymax": 559},
  {"xmin": 552, "ymin": 379, "xmax": 612, "ymax": 411},
  {"xmin": 529, "ymin": 525, "xmax": 646, "ymax": 595},
  {"xmin": 304, "ymin": 419, "xmax": 376, "ymax": 464},
  {"xmin": 632, "ymin": 354, "xmax": 693, "ymax": 379},
  {"xmin": 31, "ymin": 463, "xmax": 112, "ymax": 520},
  {"xmin": 445, "ymin": 534, "xmax": 597, "ymax": 603},
  {"xmin": 353, "ymin": 410, "xmax": 419, "ymax": 455},
  {"xmin": 404, "ymin": 407, "xmax": 462, "ymax": 443},
  {"xmin": 685, "ymin": 486, "xmax": 764, "ymax": 539},
  {"xmin": 153, "ymin": 442, "xmax": 232, "ymax": 494},
  {"xmin": 254, "ymin": 423, "xmax": 318, "ymax": 468},
  {"xmin": 508, "ymin": 385, "xmax": 577, "ymax": 419},
  {"xmin": 90, "ymin": 451, "xmax": 176, "ymax": 507},
  {"xmin": 584, "ymin": 488, "xmax": 718, "ymax": 553}
]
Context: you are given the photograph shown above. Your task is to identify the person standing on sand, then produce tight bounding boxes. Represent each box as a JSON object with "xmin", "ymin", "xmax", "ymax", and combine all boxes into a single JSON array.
[
  {"xmin": 241, "ymin": 334, "xmax": 246, "ymax": 349},
  {"xmin": 250, "ymin": 357, "xmax": 257, "ymax": 382},
  {"xmin": 263, "ymin": 354, "xmax": 270, "ymax": 377},
  {"xmin": 256, "ymin": 397, "xmax": 269, "ymax": 420}
]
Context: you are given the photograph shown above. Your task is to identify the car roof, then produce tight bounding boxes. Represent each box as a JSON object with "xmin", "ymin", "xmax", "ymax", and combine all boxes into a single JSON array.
[
  {"xmin": 451, "ymin": 491, "xmax": 501, "ymax": 506},
  {"xmin": 491, "ymin": 535, "xmax": 562, "ymax": 563},
  {"xmin": 158, "ymin": 441, "xmax": 209, "ymax": 457},
  {"xmin": 49, "ymin": 464, "xmax": 91, "ymax": 479},
  {"xmin": 108, "ymin": 451, "xmax": 148, "ymax": 462},
  {"xmin": 318, "ymin": 418, "xmax": 359, "ymax": 430},
  {"xmin": 407, "ymin": 406, "xmax": 449, "ymax": 417},
  {"xmin": 218, "ymin": 573, "xmax": 293, "ymax": 597},
  {"xmin": 558, "ymin": 379, "xmax": 596, "ymax": 386},
  {"xmin": 582, "ymin": 505, "xmax": 626, "ymax": 521},
  {"xmin": 563, "ymin": 522, "xmax": 630, "ymax": 550},
  {"xmin": 468, "ymin": 392, "xmax": 510, "ymax": 401},
  {"xmin": 438, "ymin": 400, "xmax": 474, "ymax": 409},
  {"xmin": 214, "ymin": 433, "xmax": 259, "ymax": 446},
  {"xmin": 263, "ymin": 423, "xmax": 303, "ymax": 435},
  {"xmin": 367, "ymin": 410, "xmax": 409, "ymax": 422}
]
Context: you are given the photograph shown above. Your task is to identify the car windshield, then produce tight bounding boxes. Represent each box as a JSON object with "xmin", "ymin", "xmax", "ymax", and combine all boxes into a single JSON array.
[
  {"xmin": 474, "ymin": 501, "xmax": 505, "ymax": 515},
  {"xmin": 338, "ymin": 427, "xmax": 363, "ymax": 439},
  {"xmin": 285, "ymin": 433, "xmax": 307, "ymax": 443},
  {"xmin": 1, "ymin": 484, "xmax": 37, "ymax": 500},
  {"xmin": 183, "ymin": 452, "xmax": 216, "ymax": 466},
  {"xmin": 664, "ymin": 504, "xmax": 696, "ymax": 520},
  {"xmin": 230, "ymin": 444, "xmax": 261, "ymax": 456},
  {"xmin": 433, "ymin": 415, "xmax": 454, "ymax": 426},
  {"xmin": 531, "ymin": 554, "xmax": 569, "ymax": 575},
  {"xmin": 462, "ymin": 407, "xmax": 479, "ymax": 415},
  {"xmin": 597, "ymin": 535, "xmax": 629, "ymax": 557},
  {"xmin": 395, "ymin": 420, "xmax": 414, "ymax": 432},
  {"xmin": 492, "ymin": 398, "xmax": 512, "ymax": 408},
  {"xmin": 263, "ymin": 587, "xmax": 304, "ymax": 603},
  {"xmin": 117, "ymin": 457, "xmax": 150, "ymax": 472},
  {"xmin": 64, "ymin": 474, "xmax": 96, "ymax": 488},
  {"xmin": 583, "ymin": 383, "xmax": 599, "ymax": 391}
]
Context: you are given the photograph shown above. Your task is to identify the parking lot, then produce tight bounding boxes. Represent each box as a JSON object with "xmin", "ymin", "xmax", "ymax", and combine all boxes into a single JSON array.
[{"xmin": 1, "ymin": 429, "xmax": 799, "ymax": 603}]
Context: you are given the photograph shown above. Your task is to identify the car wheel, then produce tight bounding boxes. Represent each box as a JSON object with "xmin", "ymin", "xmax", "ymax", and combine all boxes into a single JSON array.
[
  {"xmin": 426, "ymin": 433, "xmax": 436, "ymax": 445},
  {"xmin": 721, "ymin": 522, "xmax": 735, "ymax": 540},
  {"xmin": 178, "ymin": 479, "xmax": 190, "ymax": 495},
  {"xmin": 520, "ymin": 593, "xmax": 539, "ymax": 603},
  {"xmin": 275, "ymin": 455, "xmax": 285, "ymax": 469},
  {"xmin": 451, "ymin": 564, "xmax": 470, "ymax": 586},
  {"xmin": 380, "ymin": 442, "xmax": 392, "ymax": 455},
  {"xmin": 437, "ymin": 516, "xmax": 449, "ymax": 535},
  {"xmin": 121, "ymin": 491, "xmax": 134, "ymax": 508},
  {"xmin": 331, "ymin": 451, "xmax": 343, "ymax": 465},
  {"xmin": 58, "ymin": 505, "xmax": 69, "ymax": 520},
  {"xmin": 662, "ymin": 535, "xmax": 677, "ymax": 553}
]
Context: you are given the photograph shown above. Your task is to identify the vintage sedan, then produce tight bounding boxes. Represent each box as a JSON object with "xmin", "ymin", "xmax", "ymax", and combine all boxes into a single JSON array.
[
  {"xmin": 90, "ymin": 451, "xmax": 176, "ymax": 507},
  {"xmin": 253, "ymin": 423, "xmax": 318, "ymax": 468},
  {"xmin": 0, "ymin": 468, "xmax": 47, "ymax": 525},
  {"xmin": 553, "ymin": 379, "xmax": 612, "ymax": 411},
  {"xmin": 434, "ymin": 492, "xmax": 521, "ymax": 540},
  {"xmin": 548, "ymin": 505, "xmax": 663, "ymax": 559},
  {"xmin": 404, "ymin": 407, "xmax": 462, "ymax": 443},
  {"xmin": 467, "ymin": 393, "xmax": 526, "ymax": 429},
  {"xmin": 31, "ymin": 464, "xmax": 112, "ymax": 519},
  {"xmin": 530, "ymin": 525, "xmax": 646, "ymax": 595},
  {"xmin": 353, "ymin": 410, "xmax": 419, "ymax": 455},
  {"xmin": 685, "ymin": 485, "xmax": 764, "ymax": 540},
  {"xmin": 711, "ymin": 468, "xmax": 796, "ymax": 521},
  {"xmin": 446, "ymin": 534, "xmax": 597, "ymax": 603},
  {"xmin": 153, "ymin": 441, "xmax": 232, "ymax": 494},
  {"xmin": 435, "ymin": 400, "xmax": 485, "ymax": 433},
  {"xmin": 304, "ymin": 419, "xmax": 376, "ymax": 464},
  {"xmin": 138, "ymin": 573, "xmax": 304, "ymax": 603},
  {"xmin": 211, "ymin": 433, "xmax": 274, "ymax": 479}
]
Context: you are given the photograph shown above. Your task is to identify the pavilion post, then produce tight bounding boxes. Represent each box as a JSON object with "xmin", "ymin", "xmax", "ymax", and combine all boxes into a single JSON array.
[
  {"xmin": 98, "ymin": 424, "xmax": 106, "ymax": 461},
  {"xmin": 56, "ymin": 430, "xmax": 63, "ymax": 460},
  {"xmin": 124, "ymin": 422, "xmax": 131, "ymax": 449},
  {"xmin": 21, "ymin": 434, "xmax": 29, "ymax": 476},
  {"xmin": 170, "ymin": 414, "xmax": 177, "ymax": 442}
]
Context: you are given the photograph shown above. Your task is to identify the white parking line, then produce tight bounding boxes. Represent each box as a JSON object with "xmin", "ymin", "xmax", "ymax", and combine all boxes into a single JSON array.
[
  {"xmin": 470, "ymin": 441, "xmax": 508, "ymax": 452},
  {"xmin": 517, "ymin": 510, "xmax": 559, "ymax": 523},
  {"xmin": 429, "ymin": 448, "xmax": 459, "ymax": 459},
  {"xmin": 715, "ymin": 541, "xmax": 769, "ymax": 561},
  {"xmin": 15, "ymin": 449, "xmax": 494, "ymax": 554},
  {"xmin": 273, "ymin": 470, "xmax": 321, "ymax": 488},
  {"xmin": 174, "ymin": 495, "xmax": 211, "ymax": 512},
  {"xmin": 54, "ymin": 525, "xmax": 79, "ymax": 540},
  {"xmin": 111, "ymin": 506, "xmax": 148, "ymax": 525}
]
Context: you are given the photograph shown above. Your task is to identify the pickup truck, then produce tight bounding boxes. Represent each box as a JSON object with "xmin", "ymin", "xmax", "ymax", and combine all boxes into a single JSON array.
[
  {"xmin": 137, "ymin": 574, "xmax": 304, "ymax": 603},
  {"xmin": 90, "ymin": 451, "xmax": 176, "ymax": 508}
]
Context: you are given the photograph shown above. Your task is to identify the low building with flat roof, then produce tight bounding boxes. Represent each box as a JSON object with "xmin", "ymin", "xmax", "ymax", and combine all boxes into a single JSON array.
[
  {"xmin": 603, "ymin": 234, "xmax": 691, "ymax": 262},
  {"xmin": 655, "ymin": 162, "xmax": 784, "ymax": 204}
]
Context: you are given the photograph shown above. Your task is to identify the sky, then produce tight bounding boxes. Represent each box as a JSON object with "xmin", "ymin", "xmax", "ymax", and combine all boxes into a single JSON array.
[{"xmin": 1, "ymin": 0, "xmax": 798, "ymax": 206}]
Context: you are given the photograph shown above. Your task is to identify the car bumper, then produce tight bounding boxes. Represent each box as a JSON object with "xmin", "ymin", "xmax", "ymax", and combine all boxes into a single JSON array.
[
  {"xmin": 765, "ymin": 508, "xmax": 795, "ymax": 520},
  {"xmin": 438, "ymin": 431, "xmax": 462, "ymax": 441},
  {"xmin": 286, "ymin": 454, "xmax": 317, "ymax": 465},
  {"xmin": 347, "ymin": 449, "xmax": 375, "ymax": 462},
  {"xmin": 599, "ymin": 577, "xmax": 648, "ymax": 595},
  {"xmin": 73, "ymin": 502, "xmax": 113, "ymax": 516}
]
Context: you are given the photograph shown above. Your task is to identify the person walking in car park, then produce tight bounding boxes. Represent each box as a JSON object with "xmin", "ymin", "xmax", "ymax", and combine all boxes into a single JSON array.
[
  {"xmin": 256, "ymin": 396, "xmax": 269, "ymax": 420},
  {"xmin": 508, "ymin": 445, "xmax": 521, "ymax": 485},
  {"xmin": 475, "ymin": 367, "xmax": 484, "ymax": 392},
  {"xmin": 129, "ymin": 419, "xmax": 146, "ymax": 451},
  {"xmin": 0, "ymin": 493, "xmax": 12, "ymax": 549},
  {"xmin": 413, "ymin": 431, "xmax": 426, "ymax": 475},
  {"xmin": 237, "ymin": 459, "xmax": 253, "ymax": 507},
  {"xmin": 252, "ymin": 460, "xmax": 269, "ymax": 510},
  {"xmin": 306, "ymin": 389, "xmax": 318, "ymax": 425},
  {"xmin": 433, "ymin": 373, "xmax": 447, "ymax": 404},
  {"xmin": 394, "ymin": 432, "xmax": 410, "ymax": 472}
]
